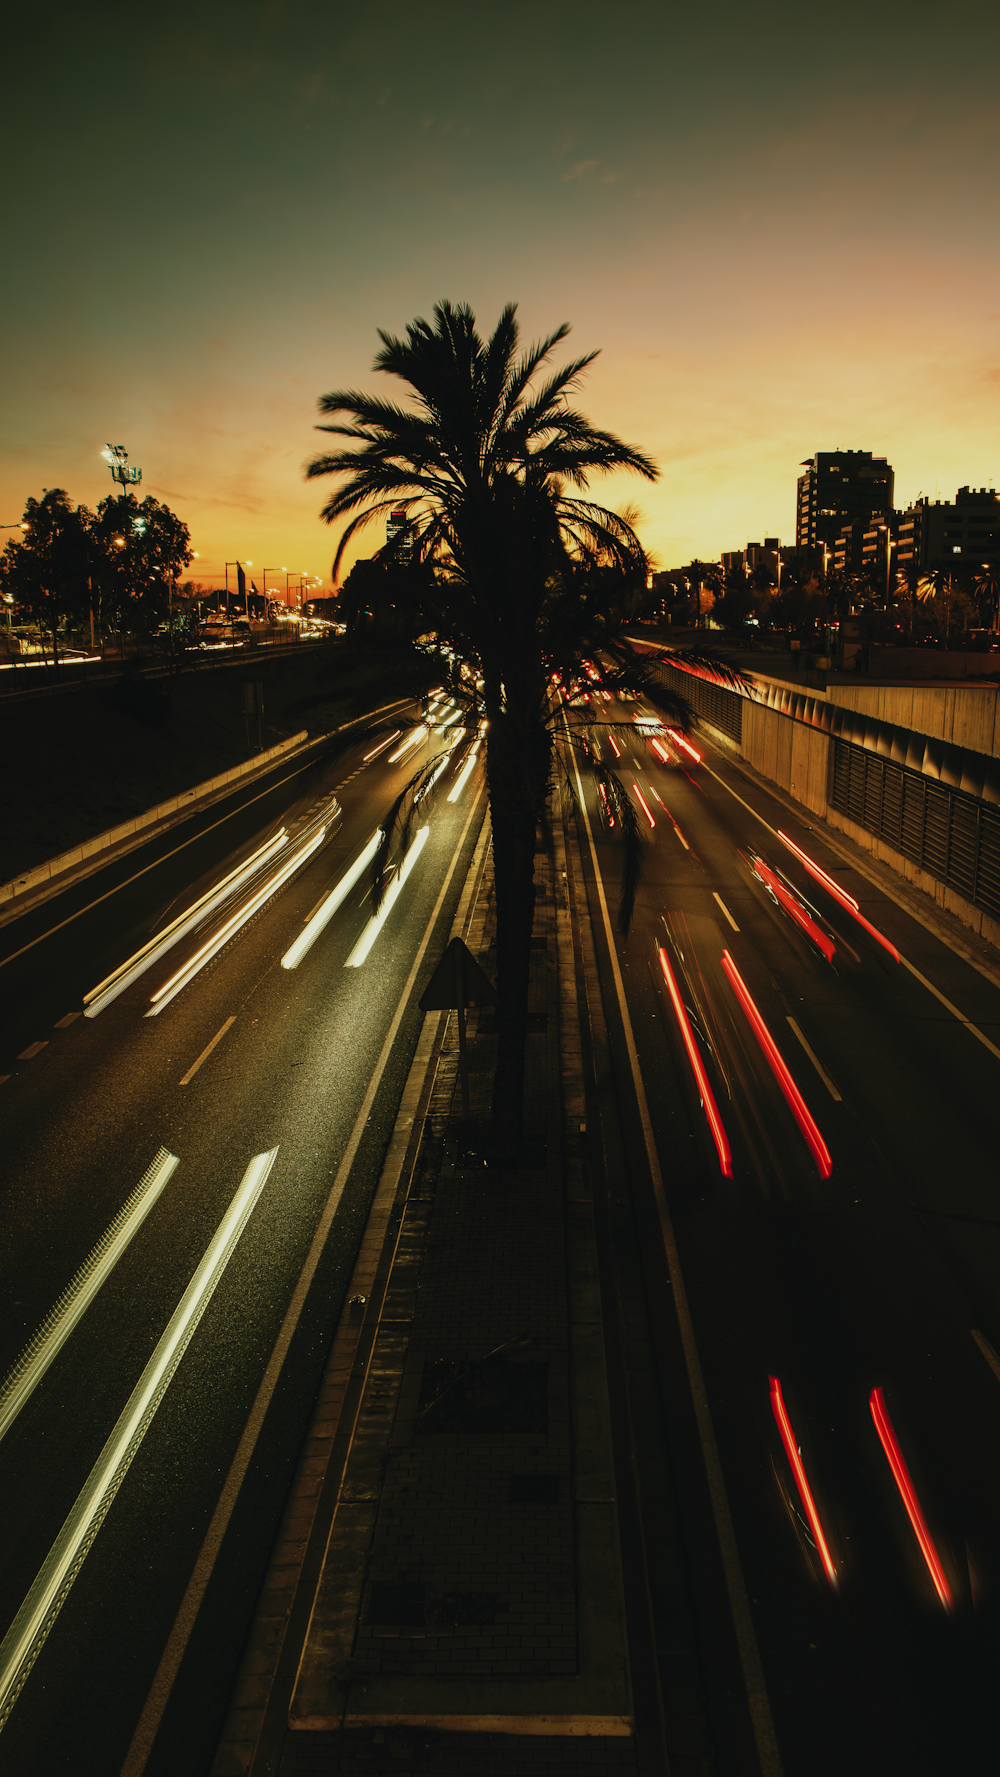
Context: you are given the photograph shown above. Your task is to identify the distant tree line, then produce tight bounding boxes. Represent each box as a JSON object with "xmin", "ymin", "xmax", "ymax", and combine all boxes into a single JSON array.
[
  {"xmin": 0, "ymin": 486, "xmax": 194, "ymax": 657},
  {"xmin": 652, "ymin": 553, "xmax": 1000, "ymax": 648}
]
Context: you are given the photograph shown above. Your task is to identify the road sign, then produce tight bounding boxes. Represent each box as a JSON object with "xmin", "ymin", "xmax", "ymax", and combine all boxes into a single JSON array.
[
  {"xmin": 419, "ymin": 937, "xmax": 496, "ymax": 1119},
  {"xmin": 419, "ymin": 937, "xmax": 496, "ymax": 1011}
]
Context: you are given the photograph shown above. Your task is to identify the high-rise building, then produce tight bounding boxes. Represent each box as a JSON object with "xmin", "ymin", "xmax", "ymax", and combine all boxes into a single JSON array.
[
  {"xmin": 796, "ymin": 450, "xmax": 895, "ymax": 558},
  {"xmin": 896, "ymin": 487, "xmax": 1000, "ymax": 575}
]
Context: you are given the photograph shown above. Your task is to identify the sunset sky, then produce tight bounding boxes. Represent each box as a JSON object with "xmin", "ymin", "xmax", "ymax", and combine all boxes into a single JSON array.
[{"xmin": 2, "ymin": 0, "xmax": 997, "ymax": 590}]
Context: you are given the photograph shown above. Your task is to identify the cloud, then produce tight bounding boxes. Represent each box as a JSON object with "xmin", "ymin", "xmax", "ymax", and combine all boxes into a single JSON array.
[{"xmin": 562, "ymin": 159, "xmax": 598, "ymax": 182}]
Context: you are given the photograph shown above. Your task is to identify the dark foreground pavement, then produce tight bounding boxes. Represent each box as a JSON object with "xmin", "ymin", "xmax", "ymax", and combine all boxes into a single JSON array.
[{"xmin": 209, "ymin": 802, "xmax": 704, "ymax": 1777}]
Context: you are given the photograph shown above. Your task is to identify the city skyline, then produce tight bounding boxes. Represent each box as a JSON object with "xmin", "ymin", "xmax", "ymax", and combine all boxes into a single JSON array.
[{"xmin": 2, "ymin": 1, "xmax": 997, "ymax": 586}]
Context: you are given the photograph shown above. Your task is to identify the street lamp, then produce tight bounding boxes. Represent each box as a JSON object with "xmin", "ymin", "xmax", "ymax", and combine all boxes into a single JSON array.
[{"xmin": 261, "ymin": 569, "xmax": 280, "ymax": 613}]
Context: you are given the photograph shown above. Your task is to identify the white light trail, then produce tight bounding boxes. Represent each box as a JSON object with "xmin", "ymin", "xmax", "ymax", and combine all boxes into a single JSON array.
[
  {"xmin": 83, "ymin": 832, "xmax": 288, "ymax": 1018},
  {"xmin": 447, "ymin": 746, "xmax": 480, "ymax": 803},
  {"xmin": 344, "ymin": 825, "xmax": 430, "ymax": 968},
  {"xmin": 388, "ymin": 726, "xmax": 427, "ymax": 762},
  {"xmin": 281, "ymin": 830, "xmax": 382, "ymax": 969},
  {"xmin": 0, "ymin": 1149, "xmax": 180, "ymax": 1446},
  {"xmin": 0, "ymin": 1148, "xmax": 279, "ymax": 1736},
  {"xmin": 435, "ymin": 707, "xmax": 461, "ymax": 729},
  {"xmin": 363, "ymin": 731, "xmax": 401, "ymax": 762},
  {"xmin": 147, "ymin": 827, "xmax": 327, "ymax": 1014}
]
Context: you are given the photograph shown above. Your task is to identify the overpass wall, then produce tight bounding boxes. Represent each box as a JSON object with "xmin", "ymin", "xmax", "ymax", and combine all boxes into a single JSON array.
[{"xmin": 646, "ymin": 656, "xmax": 1000, "ymax": 952}]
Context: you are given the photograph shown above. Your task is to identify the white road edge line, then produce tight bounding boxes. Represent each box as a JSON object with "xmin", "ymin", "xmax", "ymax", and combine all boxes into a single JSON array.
[
  {"xmin": 565, "ymin": 721, "xmax": 784, "ymax": 1777},
  {"xmin": 0, "ymin": 1148, "xmax": 279, "ymax": 1737},
  {"xmin": 899, "ymin": 956, "xmax": 1000, "ymax": 1065},
  {"xmin": 713, "ymin": 891, "xmax": 740, "ymax": 932},
  {"xmin": 119, "ymin": 783, "xmax": 487, "ymax": 1777},
  {"xmin": 702, "ymin": 750, "xmax": 1000, "ymax": 1066},
  {"xmin": 0, "ymin": 1149, "xmax": 180, "ymax": 1446},
  {"xmin": 180, "ymin": 1017, "xmax": 236, "ymax": 1086},
  {"xmin": 786, "ymin": 1017, "xmax": 842, "ymax": 1101}
]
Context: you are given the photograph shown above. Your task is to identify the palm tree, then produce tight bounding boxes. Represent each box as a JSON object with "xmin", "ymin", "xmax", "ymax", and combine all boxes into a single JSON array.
[{"xmin": 307, "ymin": 301, "xmax": 676, "ymax": 1136}]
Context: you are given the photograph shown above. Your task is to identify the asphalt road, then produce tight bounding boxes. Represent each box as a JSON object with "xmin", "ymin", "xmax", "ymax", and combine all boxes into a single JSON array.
[
  {"xmin": 571, "ymin": 693, "xmax": 1000, "ymax": 1777},
  {"xmin": 0, "ymin": 696, "xmax": 485, "ymax": 1776}
]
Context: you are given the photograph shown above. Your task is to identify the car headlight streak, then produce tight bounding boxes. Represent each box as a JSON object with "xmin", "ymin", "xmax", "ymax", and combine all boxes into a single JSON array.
[
  {"xmin": 447, "ymin": 746, "xmax": 480, "ymax": 803},
  {"xmin": 344, "ymin": 825, "xmax": 430, "ymax": 968},
  {"xmin": 388, "ymin": 727, "xmax": 427, "ymax": 762},
  {"xmin": 147, "ymin": 827, "xmax": 328, "ymax": 1013},
  {"xmin": 281, "ymin": 829, "xmax": 382, "ymax": 969},
  {"xmin": 83, "ymin": 831, "xmax": 289, "ymax": 1018}
]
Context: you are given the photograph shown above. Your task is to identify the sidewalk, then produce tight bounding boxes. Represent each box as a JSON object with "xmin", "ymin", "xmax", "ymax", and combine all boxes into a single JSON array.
[{"xmin": 212, "ymin": 809, "xmax": 637, "ymax": 1775}]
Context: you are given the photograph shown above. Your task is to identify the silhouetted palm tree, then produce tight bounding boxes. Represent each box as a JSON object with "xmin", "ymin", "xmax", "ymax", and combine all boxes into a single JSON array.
[{"xmin": 307, "ymin": 302, "xmax": 675, "ymax": 1134}]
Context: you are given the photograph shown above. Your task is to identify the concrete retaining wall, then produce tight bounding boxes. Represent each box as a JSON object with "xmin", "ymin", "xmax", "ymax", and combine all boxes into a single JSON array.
[
  {"xmin": 704, "ymin": 697, "xmax": 1000, "ymax": 950},
  {"xmin": 826, "ymin": 682, "xmax": 1000, "ymax": 758},
  {"xmin": 0, "ymin": 729, "xmax": 308, "ymax": 910}
]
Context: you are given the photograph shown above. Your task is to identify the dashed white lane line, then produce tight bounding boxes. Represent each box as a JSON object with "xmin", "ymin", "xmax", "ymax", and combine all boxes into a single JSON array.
[
  {"xmin": 786, "ymin": 1017, "xmax": 842, "ymax": 1101},
  {"xmin": 713, "ymin": 891, "xmax": 740, "ymax": 932},
  {"xmin": 53, "ymin": 1013, "xmax": 79, "ymax": 1029},
  {"xmin": 179, "ymin": 1017, "xmax": 236, "ymax": 1086},
  {"xmin": 16, "ymin": 1041, "xmax": 47, "ymax": 1061}
]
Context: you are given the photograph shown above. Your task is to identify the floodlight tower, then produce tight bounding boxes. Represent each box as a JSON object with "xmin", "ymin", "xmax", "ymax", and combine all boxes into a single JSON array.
[{"xmin": 102, "ymin": 444, "xmax": 142, "ymax": 498}]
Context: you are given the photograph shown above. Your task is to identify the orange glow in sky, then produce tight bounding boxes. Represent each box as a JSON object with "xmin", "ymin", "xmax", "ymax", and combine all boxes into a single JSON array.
[{"xmin": 1, "ymin": 5, "xmax": 997, "ymax": 585}]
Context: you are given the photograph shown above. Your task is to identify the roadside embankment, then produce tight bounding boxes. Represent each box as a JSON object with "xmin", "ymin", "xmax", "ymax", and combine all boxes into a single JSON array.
[{"xmin": 0, "ymin": 643, "xmax": 431, "ymax": 888}]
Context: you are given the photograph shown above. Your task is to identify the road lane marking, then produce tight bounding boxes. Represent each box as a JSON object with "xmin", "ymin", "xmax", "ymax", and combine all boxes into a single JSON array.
[
  {"xmin": 0, "ymin": 1150, "xmax": 180, "ymax": 1446},
  {"xmin": 53, "ymin": 1013, "xmax": 79, "ymax": 1028},
  {"xmin": 703, "ymin": 750, "xmax": 1000, "ymax": 1065},
  {"xmin": 565, "ymin": 721, "xmax": 784, "ymax": 1777},
  {"xmin": 0, "ymin": 1149, "xmax": 279, "ymax": 1736},
  {"xmin": 786, "ymin": 1017, "xmax": 842, "ymax": 1101},
  {"xmin": 179, "ymin": 1018, "xmax": 236, "ymax": 1086},
  {"xmin": 120, "ymin": 784, "xmax": 488, "ymax": 1777},
  {"xmin": 0, "ymin": 697, "xmax": 414, "ymax": 972},
  {"xmin": 713, "ymin": 892, "xmax": 740, "ymax": 932},
  {"xmin": 899, "ymin": 957, "xmax": 1000, "ymax": 1065},
  {"xmin": 16, "ymin": 1041, "xmax": 47, "ymax": 1060}
]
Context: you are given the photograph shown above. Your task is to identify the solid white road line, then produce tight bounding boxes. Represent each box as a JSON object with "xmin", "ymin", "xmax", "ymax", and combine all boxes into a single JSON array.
[
  {"xmin": 344, "ymin": 826, "xmax": 431, "ymax": 968},
  {"xmin": 119, "ymin": 784, "xmax": 487, "ymax": 1777},
  {"xmin": 0, "ymin": 1148, "xmax": 279, "ymax": 1737},
  {"xmin": 565, "ymin": 720, "xmax": 784, "ymax": 1777},
  {"xmin": 0, "ymin": 1149, "xmax": 180, "ymax": 1446},
  {"xmin": 713, "ymin": 892, "xmax": 740, "ymax": 932},
  {"xmin": 786, "ymin": 1017, "xmax": 842, "ymax": 1101},
  {"xmin": 899, "ymin": 955, "xmax": 1000, "ymax": 1065},
  {"xmin": 179, "ymin": 1017, "xmax": 236, "ymax": 1086},
  {"xmin": 281, "ymin": 830, "xmax": 381, "ymax": 970}
]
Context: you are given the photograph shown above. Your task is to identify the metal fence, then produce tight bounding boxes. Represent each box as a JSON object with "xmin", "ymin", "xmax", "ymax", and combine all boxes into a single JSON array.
[
  {"xmin": 831, "ymin": 738, "xmax": 1000, "ymax": 921},
  {"xmin": 647, "ymin": 659, "xmax": 744, "ymax": 742}
]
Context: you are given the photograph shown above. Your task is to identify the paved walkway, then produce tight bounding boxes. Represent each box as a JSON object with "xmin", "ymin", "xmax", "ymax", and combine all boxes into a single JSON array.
[{"xmin": 212, "ymin": 805, "xmax": 637, "ymax": 1775}]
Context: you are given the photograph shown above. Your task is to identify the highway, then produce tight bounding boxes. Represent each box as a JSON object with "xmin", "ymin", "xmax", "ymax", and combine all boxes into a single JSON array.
[
  {"xmin": 0, "ymin": 695, "xmax": 486, "ymax": 1776},
  {"xmin": 569, "ymin": 689, "xmax": 1000, "ymax": 1776}
]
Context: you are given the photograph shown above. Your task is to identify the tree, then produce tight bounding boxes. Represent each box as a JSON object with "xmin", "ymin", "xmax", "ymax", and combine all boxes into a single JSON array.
[
  {"xmin": 0, "ymin": 488, "xmax": 92, "ymax": 666},
  {"xmin": 89, "ymin": 493, "xmax": 192, "ymax": 634},
  {"xmin": 307, "ymin": 301, "xmax": 686, "ymax": 1136}
]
